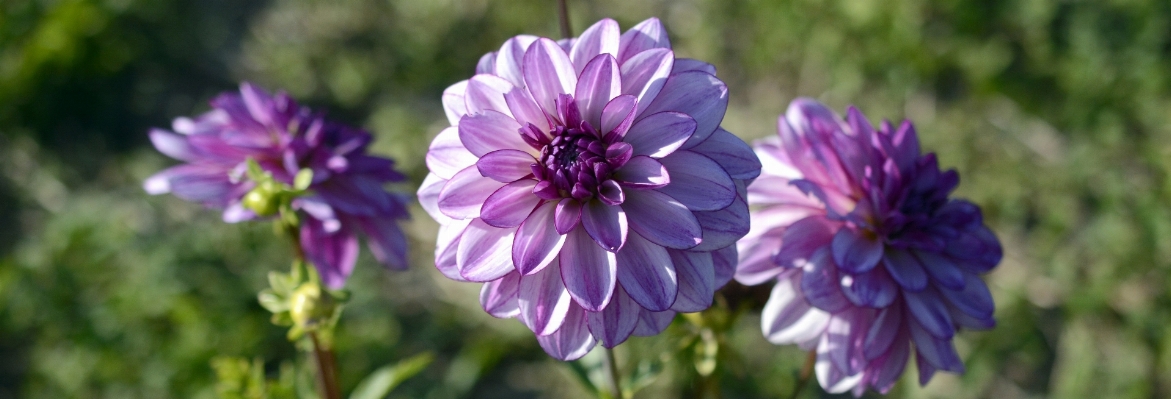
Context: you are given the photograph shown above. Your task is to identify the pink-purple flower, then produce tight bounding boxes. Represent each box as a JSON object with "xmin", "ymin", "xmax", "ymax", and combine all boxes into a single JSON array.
[
  {"xmin": 144, "ymin": 82, "xmax": 410, "ymax": 288},
  {"xmin": 418, "ymin": 18, "xmax": 760, "ymax": 360},
  {"xmin": 735, "ymin": 99, "xmax": 1001, "ymax": 395}
]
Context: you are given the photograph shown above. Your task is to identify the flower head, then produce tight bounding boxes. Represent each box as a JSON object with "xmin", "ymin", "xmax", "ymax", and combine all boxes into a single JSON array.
[
  {"xmin": 145, "ymin": 82, "xmax": 410, "ymax": 288},
  {"xmin": 418, "ymin": 18, "xmax": 760, "ymax": 360},
  {"xmin": 735, "ymin": 99, "xmax": 1001, "ymax": 395}
]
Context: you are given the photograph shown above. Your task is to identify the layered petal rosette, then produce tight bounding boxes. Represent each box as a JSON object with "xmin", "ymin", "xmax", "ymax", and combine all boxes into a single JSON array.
[
  {"xmin": 735, "ymin": 99, "xmax": 1001, "ymax": 395},
  {"xmin": 145, "ymin": 83, "xmax": 410, "ymax": 288},
  {"xmin": 418, "ymin": 18, "xmax": 760, "ymax": 360}
]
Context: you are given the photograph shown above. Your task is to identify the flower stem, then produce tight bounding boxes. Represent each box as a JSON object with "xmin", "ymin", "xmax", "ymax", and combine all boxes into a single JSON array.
[
  {"xmin": 557, "ymin": 0, "xmax": 572, "ymax": 39},
  {"xmin": 788, "ymin": 350, "xmax": 817, "ymax": 399},
  {"xmin": 603, "ymin": 346, "xmax": 623, "ymax": 399},
  {"xmin": 310, "ymin": 332, "xmax": 342, "ymax": 399}
]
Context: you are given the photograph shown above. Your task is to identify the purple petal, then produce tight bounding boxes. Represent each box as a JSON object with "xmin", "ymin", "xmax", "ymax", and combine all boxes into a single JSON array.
[
  {"xmin": 149, "ymin": 129, "xmax": 197, "ymax": 162},
  {"xmin": 480, "ymin": 272, "xmax": 521, "ymax": 318},
  {"xmin": 822, "ymin": 314, "xmax": 860, "ymax": 376},
  {"xmin": 617, "ymin": 17, "xmax": 670, "ymax": 63},
  {"xmin": 813, "ymin": 349, "xmax": 864, "ymax": 394},
  {"xmin": 504, "ymin": 87, "xmax": 550, "ymax": 133},
  {"xmin": 476, "ymin": 52, "xmax": 495, "ymax": 74},
  {"xmin": 622, "ymin": 189, "xmax": 702, "ymax": 249},
  {"xmin": 632, "ymin": 309, "xmax": 676, "ymax": 336},
  {"xmin": 519, "ymin": 260, "xmax": 573, "ymax": 335},
  {"xmin": 222, "ymin": 203, "xmax": 256, "ymax": 223},
  {"xmin": 639, "ymin": 71, "xmax": 728, "ymax": 146},
  {"xmin": 600, "ymin": 94, "xmax": 638, "ymax": 137},
  {"xmin": 480, "ymin": 180, "xmax": 541, "ymax": 228},
  {"xmin": 615, "ymin": 232, "xmax": 677, "ymax": 311},
  {"xmin": 523, "ymin": 38, "xmax": 578, "ymax": 115},
  {"xmin": 691, "ymin": 194, "xmax": 750, "ymax": 252},
  {"xmin": 494, "ymin": 35, "xmax": 539, "ymax": 87},
  {"xmin": 456, "ymin": 219, "xmax": 518, "ymax": 282},
  {"xmin": 434, "ymin": 220, "xmax": 471, "ymax": 282},
  {"xmin": 426, "ymin": 126, "xmax": 478, "ymax": 180},
  {"xmin": 465, "ymin": 74, "xmax": 516, "ymax": 116},
  {"xmin": 613, "ymin": 156, "xmax": 669, "ymax": 188},
  {"xmin": 657, "ymin": 151, "xmax": 736, "ymax": 211},
  {"xmin": 598, "ymin": 180, "xmax": 625, "ymax": 205},
  {"xmin": 437, "ymin": 166, "xmax": 506, "ymax": 220},
  {"xmin": 560, "ymin": 227, "xmax": 618, "ymax": 311},
  {"xmin": 762, "ymin": 273, "xmax": 831, "ymax": 344},
  {"xmin": 581, "ymin": 200, "xmax": 628, "ymax": 251},
  {"xmin": 301, "ymin": 218, "xmax": 358, "ymax": 289},
  {"xmin": 734, "ymin": 233, "xmax": 784, "ymax": 286},
  {"xmin": 587, "ymin": 286, "xmax": 640, "ymax": 348},
  {"xmin": 690, "ymin": 128, "xmax": 761, "ymax": 180},
  {"xmin": 774, "ymin": 216, "xmax": 837, "ymax": 268},
  {"xmin": 711, "ymin": 245, "xmax": 737, "ymax": 287},
  {"xmin": 513, "ymin": 201, "xmax": 567, "ymax": 275},
  {"xmin": 575, "ymin": 54, "xmax": 622, "ymax": 128},
  {"xmin": 619, "ymin": 48, "xmax": 673, "ymax": 116},
  {"xmin": 417, "ymin": 173, "xmax": 450, "ymax": 223},
  {"xmin": 863, "ymin": 305, "xmax": 903, "ymax": 360},
  {"xmin": 669, "ymin": 250, "xmax": 714, "ymax": 312},
  {"xmin": 916, "ymin": 352, "xmax": 938, "ymax": 386},
  {"xmin": 800, "ymin": 247, "xmax": 851, "ymax": 313},
  {"xmin": 536, "ymin": 303, "xmax": 597, "ymax": 361},
  {"xmin": 671, "ymin": 58, "xmax": 716, "ymax": 75},
  {"xmin": 883, "ymin": 248, "xmax": 929, "ymax": 291},
  {"xmin": 909, "ymin": 321, "xmax": 964, "ymax": 373},
  {"xmin": 356, "ymin": 217, "xmax": 408, "ymax": 270},
  {"xmin": 940, "ymin": 272, "xmax": 994, "ymax": 319},
  {"xmin": 458, "ymin": 110, "xmax": 527, "ymax": 157},
  {"xmin": 831, "ymin": 228, "xmax": 884, "ymax": 274},
  {"xmin": 569, "ymin": 18, "xmax": 620, "ymax": 73},
  {"xmin": 840, "ymin": 268, "xmax": 898, "ymax": 308},
  {"xmin": 903, "ymin": 288, "xmax": 955, "ymax": 339},
  {"xmin": 914, "ymin": 250, "xmax": 965, "ymax": 290},
  {"xmin": 555, "ymin": 199, "xmax": 583, "ymax": 235},
  {"xmin": 443, "ymin": 80, "xmax": 469, "ymax": 124},
  {"xmin": 477, "ymin": 149, "xmax": 536, "ymax": 183},
  {"xmin": 867, "ymin": 337, "xmax": 910, "ymax": 392},
  {"xmin": 144, "ymin": 164, "xmax": 236, "ymax": 205},
  {"xmin": 624, "ymin": 111, "xmax": 695, "ymax": 158}
]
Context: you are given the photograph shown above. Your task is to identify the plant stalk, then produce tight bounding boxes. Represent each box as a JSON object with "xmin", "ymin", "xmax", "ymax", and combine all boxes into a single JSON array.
[
  {"xmin": 788, "ymin": 350, "xmax": 817, "ymax": 399},
  {"xmin": 557, "ymin": 0, "xmax": 572, "ymax": 39},
  {"xmin": 310, "ymin": 332, "xmax": 342, "ymax": 399},
  {"xmin": 604, "ymin": 346, "xmax": 624, "ymax": 399}
]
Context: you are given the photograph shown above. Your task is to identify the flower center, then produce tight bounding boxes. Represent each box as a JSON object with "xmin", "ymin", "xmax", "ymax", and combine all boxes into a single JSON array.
[{"xmin": 524, "ymin": 95, "xmax": 632, "ymax": 204}]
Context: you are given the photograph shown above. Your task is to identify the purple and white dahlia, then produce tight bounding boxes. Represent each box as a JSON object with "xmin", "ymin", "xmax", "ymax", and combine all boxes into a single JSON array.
[
  {"xmin": 418, "ymin": 18, "xmax": 760, "ymax": 360},
  {"xmin": 144, "ymin": 82, "xmax": 410, "ymax": 288},
  {"xmin": 735, "ymin": 99, "xmax": 1001, "ymax": 395}
]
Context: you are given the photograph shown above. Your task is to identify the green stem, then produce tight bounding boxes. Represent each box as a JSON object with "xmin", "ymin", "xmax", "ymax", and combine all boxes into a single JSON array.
[
  {"xmin": 788, "ymin": 350, "xmax": 816, "ymax": 399},
  {"xmin": 310, "ymin": 332, "xmax": 342, "ymax": 399},
  {"xmin": 604, "ymin": 346, "xmax": 623, "ymax": 399},
  {"xmin": 557, "ymin": 0, "xmax": 572, "ymax": 39}
]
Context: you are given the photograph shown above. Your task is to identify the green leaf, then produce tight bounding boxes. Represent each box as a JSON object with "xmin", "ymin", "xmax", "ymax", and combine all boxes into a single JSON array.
[
  {"xmin": 258, "ymin": 290, "xmax": 288, "ymax": 313},
  {"xmin": 246, "ymin": 158, "xmax": 266, "ymax": 181},
  {"xmin": 293, "ymin": 168, "xmax": 314, "ymax": 191},
  {"xmin": 348, "ymin": 353, "xmax": 434, "ymax": 399}
]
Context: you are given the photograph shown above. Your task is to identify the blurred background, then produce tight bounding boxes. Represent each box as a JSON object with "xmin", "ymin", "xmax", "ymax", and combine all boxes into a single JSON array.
[{"xmin": 2, "ymin": 0, "xmax": 1170, "ymax": 398}]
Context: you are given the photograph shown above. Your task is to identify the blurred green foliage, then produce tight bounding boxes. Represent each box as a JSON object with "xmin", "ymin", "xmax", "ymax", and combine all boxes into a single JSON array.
[{"xmin": 2, "ymin": 0, "xmax": 1171, "ymax": 398}]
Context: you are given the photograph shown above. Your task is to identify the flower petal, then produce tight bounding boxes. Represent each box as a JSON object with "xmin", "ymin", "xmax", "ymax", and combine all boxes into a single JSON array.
[
  {"xmin": 800, "ymin": 247, "xmax": 852, "ymax": 313},
  {"xmin": 613, "ymin": 155, "xmax": 669, "ymax": 188},
  {"xmin": 711, "ymin": 245, "xmax": 738, "ymax": 287},
  {"xmin": 883, "ymin": 248, "xmax": 929, "ymax": 291},
  {"xmin": 443, "ymin": 81, "xmax": 470, "ymax": 125},
  {"xmin": 669, "ymin": 250, "xmax": 714, "ymax": 312},
  {"xmin": 301, "ymin": 218, "xmax": 359, "ymax": 289},
  {"xmin": 623, "ymin": 189, "xmax": 702, "ymax": 249},
  {"xmin": 615, "ymin": 232, "xmax": 677, "ymax": 311},
  {"xmin": 523, "ymin": 38, "xmax": 578, "ymax": 115},
  {"xmin": 840, "ymin": 267, "xmax": 898, "ymax": 308},
  {"xmin": 691, "ymin": 194, "xmax": 749, "ymax": 252},
  {"xmin": 513, "ymin": 201, "xmax": 567, "ymax": 275},
  {"xmin": 434, "ymin": 219, "xmax": 472, "ymax": 282},
  {"xmin": 356, "ymin": 216, "xmax": 408, "ymax": 270},
  {"xmin": 458, "ymin": 110, "xmax": 527, "ymax": 157},
  {"xmin": 426, "ymin": 126, "xmax": 478, "ymax": 180},
  {"xmin": 480, "ymin": 272, "xmax": 521, "ymax": 318},
  {"xmin": 519, "ymin": 260, "xmax": 573, "ymax": 335},
  {"xmin": 536, "ymin": 303, "xmax": 597, "ymax": 361},
  {"xmin": 909, "ymin": 321, "xmax": 964, "ymax": 373},
  {"xmin": 690, "ymin": 128, "xmax": 761, "ymax": 180},
  {"xmin": 600, "ymin": 94, "xmax": 638, "ymax": 137},
  {"xmin": 504, "ymin": 86, "xmax": 551, "ymax": 133},
  {"xmin": 762, "ymin": 273, "xmax": 831, "ymax": 345},
  {"xmin": 581, "ymin": 200, "xmax": 628, "ymax": 252},
  {"xmin": 560, "ymin": 227, "xmax": 618, "ymax": 311},
  {"xmin": 575, "ymin": 54, "xmax": 622, "ymax": 129},
  {"xmin": 494, "ymin": 35, "xmax": 539, "ymax": 87},
  {"xmin": 587, "ymin": 285, "xmax": 640, "ymax": 348},
  {"xmin": 555, "ymin": 198, "xmax": 583, "ymax": 234},
  {"xmin": 480, "ymin": 180, "xmax": 541, "ymax": 228},
  {"xmin": 617, "ymin": 17, "xmax": 670, "ymax": 63},
  {"xmin": 656, "ymin": 151, "xmax": 736, "ymax": 211},
  {"xmin": 619, "ymin": 48, "xmax": 673, "ymax": 116},
  {"xmin": 465, "ymin": 74, "xmax": 516, "ymax": 116},
  {"xmin": 903, "ymin": 288, "xmax": 955, "ymax": 339},
  {"xmin": 940, "ymin": 272, "xmax": 994, "ymax": 319},
  {"xmin": 832, "ymin": 228, "xmax": 884, "ymax": 274},
  {"xmin": 863, "ymin": 305, "xmax": 903, "ymax": 360},
  {"xmin": 914, "ymin": 250, "xmax": 965, "ymax": 290},
  {"xmin": 149, "ymin": 129, "xmax": 197, "ymax": 162},
  {"xmin": 624, "ymin": 111, "xmax": 695, "ymax": 158},
  {"xmin": 570, "ymin": 18, "xmax": 620, "ymax": 74},
  {"xmin": 477, "ymin": 149, "xmax": 536, "ymax": 183},
  {"xmin": 438, "ymin": 165, "xmax": 506, "ymax": 220},
  {"xmin": 456, "ymin": 219, "xmax": 518, "ymax": 282},
  {"xmin": 632, "ymin": 309, "xmax": 676, "ymax": 336},
  {"xmin": 671, "ymin": 58, "xmax": 716, "ymax": 75},
  {"xmin": 639, "ymin": 71, "xmax": 728, "ymax": 146}
]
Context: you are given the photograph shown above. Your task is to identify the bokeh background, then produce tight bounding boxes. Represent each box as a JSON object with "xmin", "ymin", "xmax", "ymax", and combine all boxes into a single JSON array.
[{"xmin": 3, "ymin": 0, "xmax": 1171, "ymax": 398}]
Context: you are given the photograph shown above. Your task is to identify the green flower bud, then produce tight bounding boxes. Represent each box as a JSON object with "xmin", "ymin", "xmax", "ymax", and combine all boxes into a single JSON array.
[
  {"xmin": 288, "ymin": 283, "xmax": 336, "ymax": 331},
  {"xmin": 243, "ymin": 181, "xmax": 281, "ymax": 216}
]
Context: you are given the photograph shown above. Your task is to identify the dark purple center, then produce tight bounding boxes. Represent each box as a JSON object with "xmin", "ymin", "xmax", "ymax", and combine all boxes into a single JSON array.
[{"xmin": 522, "ymin": 95, "xmax": 632, "ymax": 205}]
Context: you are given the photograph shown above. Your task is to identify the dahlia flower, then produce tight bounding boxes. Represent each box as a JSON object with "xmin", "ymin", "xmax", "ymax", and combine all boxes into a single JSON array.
[
  {"xmin": 735, "ymin": 99, "xmax": 1001, "ymax": 395},
  {"xmin": 418, "ymin": 18, "xmax": 760, "ymax": 360},
  {"xmin": 144, "ymin": 83, "xmax": 410, "ymax": 288}
]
